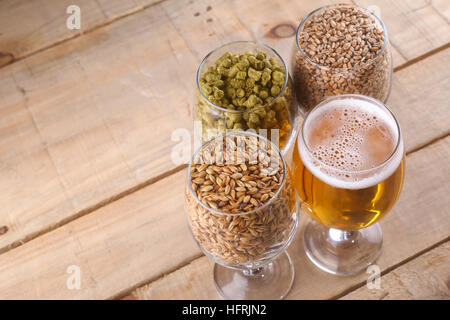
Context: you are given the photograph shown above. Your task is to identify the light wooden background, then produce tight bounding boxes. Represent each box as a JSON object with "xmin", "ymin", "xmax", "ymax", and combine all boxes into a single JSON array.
[{"xmin": 0, "ymin": 0, "xmax": 449, "ymax": 299}]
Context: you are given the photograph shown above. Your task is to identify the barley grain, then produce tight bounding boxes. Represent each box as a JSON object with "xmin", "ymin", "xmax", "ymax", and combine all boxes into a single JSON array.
[
  {"xmin": 292, "ymin": 4, "xmax": 391, "ymax": 113},
  {"xmin": 186, "ymin": 135, "xmax": 297, "ymax": 265}
]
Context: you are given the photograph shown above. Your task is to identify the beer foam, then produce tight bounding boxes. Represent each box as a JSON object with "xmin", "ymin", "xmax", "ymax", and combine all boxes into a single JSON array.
[{"xmin": 298, "ymin": 97, "xmax": 403, "ymax": 189}]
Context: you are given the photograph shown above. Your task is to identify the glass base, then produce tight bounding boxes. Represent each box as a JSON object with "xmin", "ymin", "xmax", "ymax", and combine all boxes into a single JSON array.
[
  {"xmin": 303, "ymin": 218, "xmax": 383, "ymax": 275},
  {"xmin": 213, "ymin": 251, "xmax": 295, "ymax": 300}
]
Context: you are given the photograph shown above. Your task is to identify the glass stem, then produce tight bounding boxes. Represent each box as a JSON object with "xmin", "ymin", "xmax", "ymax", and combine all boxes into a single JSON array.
[
  {"xmin": 242, "ymin": 266, "xmax": 264, "ymax": 277},
  {"xmin": 328, "ymin": 228, "xmax": 356, "ymax": 242}
]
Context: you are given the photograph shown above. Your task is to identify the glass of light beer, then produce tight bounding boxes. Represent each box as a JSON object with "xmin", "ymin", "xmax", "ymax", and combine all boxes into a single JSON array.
[{"xmin": 293, "ymin": 94, "xmax": 405, "ymax": 275}]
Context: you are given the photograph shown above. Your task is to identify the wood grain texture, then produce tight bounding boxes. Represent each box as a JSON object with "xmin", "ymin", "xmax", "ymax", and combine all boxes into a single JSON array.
[
  {"xmin": 162, "ymin": 0, "xmax": 405, "ymax": 68},
  {"xmin": 388, "ymin": 48, "xmax": 450, "ymax": 151},
  {"xmin": 341, "ymin": 241, "xmax": 450, "ymax": 300},
  {"xmin": 0, "ymin": 3, "xmax": 197, "ymax": 253},
  {"xmin": 125, "ymin": 136, "xmax": 450, "ymax": 300},
  {"xmin": 0, "ymin": 134, "xmax": 448, "ymax": 299},
  {"xmin": 1, "ymin": 0, "xmax": 449, "ymax": 256},
  {"xmin": 0, "ymin": 0, "xmax": 449, "ymax": 299},
  {"xmin": 0, "ymin": 0, "xmax": 162, "ymax": 67},
  {"xmin": 1, "ymin": 33, "xmax": 449, "ymax": 260},
  {"xmin": 432, "ymin": 0, "xmax": 450, "ymax": 22},
  {"xmin": 128, "ymin": 257, "xmax": 218, "ymax": 300},
  {"xmin": 0, "ymin": 170, "xmax": 200, "ymax": 299}
]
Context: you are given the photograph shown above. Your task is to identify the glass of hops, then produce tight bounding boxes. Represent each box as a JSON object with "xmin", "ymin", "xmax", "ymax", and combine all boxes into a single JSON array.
[
  {"xmin": 185, "ymin": 131, "xmax": 299, "ymax": 299},
  {"xmin": 195, "ymin": 41, "xmax": 299, "ymax": 161}
]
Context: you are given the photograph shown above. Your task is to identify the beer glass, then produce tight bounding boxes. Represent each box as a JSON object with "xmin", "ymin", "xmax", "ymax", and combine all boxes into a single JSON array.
[{"xmin": 293, "ymin": 94, "xmax": 404, "ymax": 275}]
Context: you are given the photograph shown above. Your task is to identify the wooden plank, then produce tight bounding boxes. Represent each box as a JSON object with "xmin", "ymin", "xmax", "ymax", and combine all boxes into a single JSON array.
[
  {"xmin": 161, "ymin": 0, "xmax": 349, "ymax": 66},
  {"xmin": 162, "ymin": 0, "xmax": 405, "ymax": 68},
  {"xmin": 388, "ymin": 49, "xmax": 450, "ymax": 151},
  {"xmin": 128, "ymin": 257, "xmax": 218, "ymax": 300},
  {"xmin": 124, "ymin": 136, "xmax": 450, "ymax": 300},
  {"xmin": 0, "ymin": 0, "xmax": 449, "ymax": 284},
  {"xmin": 0, "ymin": 0, "xmax": 162, "ymax": 67},
  {"xmin": 0, "ymin": 135, "xmax": 448, "ymax": 299},
  {"xmin": 8, "ymin": 0, "xmax": 448, "ymax": 69},
  {"xmin": 7, "ymin": 0, "xmax": 449, "ymax": 70},
  {"xmin": 1, "ymin": 26, "xmax": 448, "ymax": 259},
  {"xmin": 0, "ymin": 170, "xmax": 200, "ymax": 299},
  {"xmin": 0, "ymin": 2, "xmax": 199, "ymax": 252},
  {"xmin": 341, "ymin": 241, "xmax": 450, "ymax": 300}
]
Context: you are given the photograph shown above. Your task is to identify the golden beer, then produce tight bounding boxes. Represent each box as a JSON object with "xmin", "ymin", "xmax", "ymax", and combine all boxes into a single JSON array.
[{"xmin": 293, "ymin": 96, "xmax": 405, "ymax": 231}]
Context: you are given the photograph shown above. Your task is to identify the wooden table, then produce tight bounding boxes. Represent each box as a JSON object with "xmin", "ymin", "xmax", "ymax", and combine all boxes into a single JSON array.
[{"xmin": 0, "ymin": 0, "xmax": 449, "ymax": 300}]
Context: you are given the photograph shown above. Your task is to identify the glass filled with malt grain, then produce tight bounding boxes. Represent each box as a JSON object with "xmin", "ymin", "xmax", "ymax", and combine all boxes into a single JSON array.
[
  {"xmin": 291, "ymin": 4, "xmax": 393, "ymax": 115},
  {"xmin": 185, "ymin": 131, "xmax": 299, "ymax": 299}
]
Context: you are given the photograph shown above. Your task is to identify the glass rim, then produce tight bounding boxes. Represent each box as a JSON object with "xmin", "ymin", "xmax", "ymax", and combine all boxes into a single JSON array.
[
  {"xmin": 196, "ymin": 40, "xmax": 289, "ymax": 114},
  {"xmin": 187, "ymin": 131, "xmax": 287, "ymax": 216},
  {"xmin": 295, "ymin": 3, "xmax": 389, "ymax": 71},
  {"xmin": 300, "ymin": 94, "xmax": 402, "ymax": 175}
]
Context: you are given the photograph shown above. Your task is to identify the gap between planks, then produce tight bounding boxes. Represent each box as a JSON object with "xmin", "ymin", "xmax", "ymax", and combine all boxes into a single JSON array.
[
  {"xmin": 1, "ymin": 0, "xmax": 448, "ymax": 73},
  {"xmin": 330, "ymin": 235, "xmax": 450, "ymax": 300},
  {"xmin": 110, "ymin": 252, "xmax": 204, "ymax": 300},
  {"xmin": 0, "ymin": 0, "xmax": 168, "ymax": 69},
  {"xmin": 0, "ymin": 45, "xmax": 448, "ymax": 258},
  {"xmin": 0, "ymin": 163, "xmax": 187, "ymax": 255},
  {"xmin": 393, "ymin": 42, "xmax": 450, "ymax": 73},
  {"xmin": 116, "ymin": 234, "xmax": 450, "ymax": 300}
]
